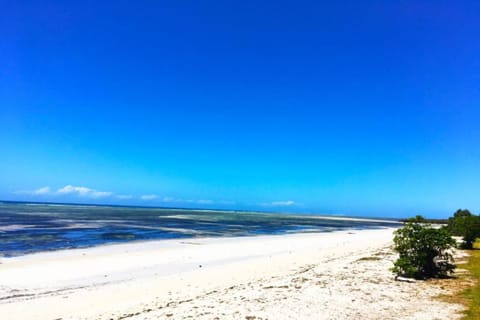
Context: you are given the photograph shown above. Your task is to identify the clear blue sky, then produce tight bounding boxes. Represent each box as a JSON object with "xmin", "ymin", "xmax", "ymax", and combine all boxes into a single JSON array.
[{"xmin": 1, "ymin": 1, "xmax": 479, "ymax": 218}]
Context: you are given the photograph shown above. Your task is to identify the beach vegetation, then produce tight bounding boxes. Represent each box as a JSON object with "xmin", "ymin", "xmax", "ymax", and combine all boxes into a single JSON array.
[
  {"xmin": 357, "ymin": 256, "xmax": 382, "ymax": 262},
  {"xmin": 462, "ymin": 244, "xmax": 480, "ymax": 319},
  {"xmin": 447, "ymin": 209, "xmax": 480, "ymax": 249},
  {"xmin": 392, "ymin": 216, "xmax": 456, "ymax": 279},
  {"xmin": 444, "ymin": 240, "xmax": 480, "ymax": 320}
]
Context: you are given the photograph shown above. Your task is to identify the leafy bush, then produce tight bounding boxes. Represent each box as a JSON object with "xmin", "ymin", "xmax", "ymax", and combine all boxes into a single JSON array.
[
  {"xmin": 447, "ymin": 209, "xmax": 473, "ymax": 235},
  {"xmin": 392, "ymin": 216, "xmax": 456, "ymax": 279},
  {"xmin": 447, "ymin": 209, "xmax": 480, "ymax": 249}
]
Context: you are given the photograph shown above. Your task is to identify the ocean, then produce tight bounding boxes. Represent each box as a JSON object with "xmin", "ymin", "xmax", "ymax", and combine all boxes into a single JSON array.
[{"xmin": 0, "ymin": 201, "xmax": 401, "ymax": 257}]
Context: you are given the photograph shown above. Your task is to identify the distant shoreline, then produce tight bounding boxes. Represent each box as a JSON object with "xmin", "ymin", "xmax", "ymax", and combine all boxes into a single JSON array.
[
  {"xmin": 0, "ymin": 199, "xmax": 403, "ymax": 221},
  {"xmin": 399, "ymin": 217, "xmax": 449, "ymax": 224},
  {"xmin": 0, "ymin": 201, "xmax": 402, "ymax": 257}
]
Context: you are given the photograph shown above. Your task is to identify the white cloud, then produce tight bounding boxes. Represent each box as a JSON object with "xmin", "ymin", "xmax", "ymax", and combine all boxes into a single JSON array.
[
  {"xmin": 57, "ymin": 185, "xmax": 89, "ymax": 195},
  {"xmin": 116, "ymin": 194, "xmax": 133, "ymax": 199},
  {"xmin": 261, "ymin": 200, "xmax": 296, "ymax": 207},
  {"xmin": 16, "ymin": 186, "xmax": 229, "ymax": 206},
  {"xmin": 15, "ymin": 186, "xmax": 52, "ymax": 196},
  {"xmin": 141, "ymin": 194, "xmax": 158, "ymax": 200},
  {"xmin": 160, "ymin": 197, "xmax": 215, "ymax": 205},
  {"xmin": 33, "ymin": 186, "xmax": 51, "ymax": 195},
  {"xmin": 272, "ymin": 200, "xmax": 295, "ymax": 206},
  {"xmin": 162, "ymin": 197, "xmax": 223, "ymax": 205},
  {"xmin": 196, "ymin": 199, "xmax": 214, "ymax": 205},
  {"xmin": 56, "ymin": 185, "xmax": 113, "ymax": 198},
  {"xmin": 218, "ymin": 200, "xmax": 236, "ymax": 205},
  {"xmin": 90, "ymin": 191, "xmax": 113, "ymax": 197}
]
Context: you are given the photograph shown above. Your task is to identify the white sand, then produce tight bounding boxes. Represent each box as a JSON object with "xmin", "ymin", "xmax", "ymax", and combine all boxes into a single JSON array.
[{"xmin": 0, "ymin": 228, "xmax": 463, "ymax": 320}]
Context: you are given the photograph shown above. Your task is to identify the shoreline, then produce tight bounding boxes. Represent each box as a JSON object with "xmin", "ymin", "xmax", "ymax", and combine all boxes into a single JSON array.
[
  {"xmin": 0, "ymin": 227, "xmax": 464, "ymax": 319},
  {"xmin": 1, "ymin": 226, "xmax": 400, "ymax": 259}
]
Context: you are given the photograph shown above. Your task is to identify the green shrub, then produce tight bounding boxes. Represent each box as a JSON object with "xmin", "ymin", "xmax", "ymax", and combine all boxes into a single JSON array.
[
  {"xmin": 447, "ymin": 209, "xmax": 480, "ymax": 249},
  {"xmin": 392, "ymin": 216, "xmax": 456, "ymax": 279}
]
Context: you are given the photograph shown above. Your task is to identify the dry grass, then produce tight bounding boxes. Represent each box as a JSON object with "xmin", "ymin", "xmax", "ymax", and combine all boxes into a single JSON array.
[
  {"xmin": 439, "ymin": 240, "xmax": 480, "ymax": 320},
  {"xmin": 461, "ymin": 241, "xmax": 480, "ymax": 319}
]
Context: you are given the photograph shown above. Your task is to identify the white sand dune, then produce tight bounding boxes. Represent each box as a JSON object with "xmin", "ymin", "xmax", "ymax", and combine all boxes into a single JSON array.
[{"xmin": 0, "ymin": 228, "xmax": 463, "ymax": 319}]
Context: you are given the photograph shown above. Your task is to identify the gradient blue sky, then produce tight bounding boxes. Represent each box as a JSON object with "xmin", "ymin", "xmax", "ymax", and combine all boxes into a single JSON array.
[{"xmin": 1, "ymin": 1, "xmax": 479, "ymax": 218}]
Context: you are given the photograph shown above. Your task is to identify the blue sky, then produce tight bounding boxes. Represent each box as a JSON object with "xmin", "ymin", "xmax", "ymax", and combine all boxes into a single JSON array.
[{"xmin": 1, "ymin": 1, "xmax": 479, "ymax": 218}]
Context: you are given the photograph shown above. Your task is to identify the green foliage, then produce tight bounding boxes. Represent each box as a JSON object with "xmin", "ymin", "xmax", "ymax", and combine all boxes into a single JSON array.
[
  {"xmin": 454, "ymin": 209, "xmax": 473, "ymax": 218},
  {"xmin": 461, "ymin": 216, "xmax": 480, "ymax": 249},
  {"xmin": 447, "ymin": 209, "xmax": 480, "ymax": 249},
  {"xmin": 392, "ymin": 216, "xmax": 456, "ymax": 279}
]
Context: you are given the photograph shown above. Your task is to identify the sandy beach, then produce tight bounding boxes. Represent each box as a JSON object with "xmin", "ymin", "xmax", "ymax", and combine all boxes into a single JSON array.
[{"xmin": 0, "ymin": 228, "xmax": 464, "ymax": 320}]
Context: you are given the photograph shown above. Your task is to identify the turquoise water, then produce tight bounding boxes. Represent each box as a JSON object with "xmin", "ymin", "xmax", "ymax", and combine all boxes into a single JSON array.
[{"xmin": 0, "ymin": 201, "xmax": 401, "ymax": 256}]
